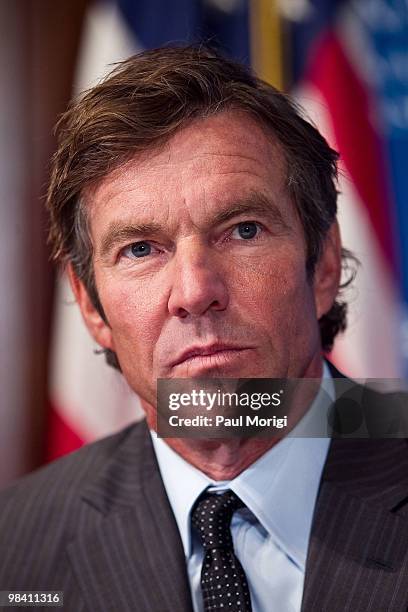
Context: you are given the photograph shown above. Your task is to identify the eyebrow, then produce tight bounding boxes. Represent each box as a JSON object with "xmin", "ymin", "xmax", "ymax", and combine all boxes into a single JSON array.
[
  {"xmin": 99, "ymin": 222, "xmax": 163, "ymax": 259},
  {"xmin": 98, "ymin": 190, "xmax": 290, "ymax": 259},
  {"xmin": 211, "ymin": 191, "xmax": 290, "ymax": 231}
]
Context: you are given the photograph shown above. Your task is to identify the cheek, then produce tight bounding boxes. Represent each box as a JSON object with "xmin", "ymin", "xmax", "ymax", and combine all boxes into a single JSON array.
[
  {"xmin": 99, "ymin": 278, "xmax": 165, "ymax": 356},
  {"xmin": 231, "ymin": 251, "xmax": 313, "ymax": 321}
]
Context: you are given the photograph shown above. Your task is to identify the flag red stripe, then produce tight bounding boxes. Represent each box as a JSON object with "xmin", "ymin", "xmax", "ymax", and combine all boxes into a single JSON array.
[
  {"xmin": 306, "ymin": 31, "xmax": 396, "ymax": 273},
  {"xmin": 45, "ymin": 404, "xmax": 84, "ymax": 462}
]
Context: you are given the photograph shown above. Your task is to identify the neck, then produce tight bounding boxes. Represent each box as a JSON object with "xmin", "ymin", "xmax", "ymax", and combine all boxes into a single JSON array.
[{"xmin": 161, "ymin": 436, "xmax": 281, "ymax": 481}]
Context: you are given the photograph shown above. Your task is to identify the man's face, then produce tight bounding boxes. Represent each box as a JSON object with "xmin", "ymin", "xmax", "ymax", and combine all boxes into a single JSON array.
[{"xmin": 74, "ymin": 111, "xmax": 340, "ymax": 407}]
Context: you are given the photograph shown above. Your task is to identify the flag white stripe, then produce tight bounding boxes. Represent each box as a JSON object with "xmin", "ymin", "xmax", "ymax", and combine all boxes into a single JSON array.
[{"xmin": 49, "ymin": 0, "xmax": 143, "ymax": 443}]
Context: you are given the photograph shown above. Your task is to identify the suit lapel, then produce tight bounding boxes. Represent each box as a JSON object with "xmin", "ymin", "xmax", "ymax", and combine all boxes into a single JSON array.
[
  {"xmin": 302, "ymin": 437, "xmax": 408, "ymax": 612},
  {"xmin": 67, "ymin": 422, "xmax": 193, "ymax": 612}
]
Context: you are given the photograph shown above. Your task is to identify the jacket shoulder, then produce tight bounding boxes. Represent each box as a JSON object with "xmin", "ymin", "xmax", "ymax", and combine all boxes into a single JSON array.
[
  {"xmin": 0, "ymin": 421, "xmax": 144, "ymax": 532},
  {"xmin": 0, "ymin": 421, "xmax": 148, "ymax": 590}
]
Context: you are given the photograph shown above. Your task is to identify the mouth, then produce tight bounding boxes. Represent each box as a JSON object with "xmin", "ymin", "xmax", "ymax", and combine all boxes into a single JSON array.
[{"xmin": 170, "ymin": 344, "xmax": 253, "ymax": 370}]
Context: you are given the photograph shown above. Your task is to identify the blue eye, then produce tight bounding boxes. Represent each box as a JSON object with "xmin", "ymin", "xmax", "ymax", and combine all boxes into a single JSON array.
[
  {"xmin": 130, "ymin": 242, "xmax": 151, "ymax": 257},
  {"xmin": 235, "ymin": 222, "xmax": 259, "ymax": 240}
]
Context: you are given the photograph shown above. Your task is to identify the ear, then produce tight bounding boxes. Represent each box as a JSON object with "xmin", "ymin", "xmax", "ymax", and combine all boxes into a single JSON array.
[
  {"xmin": 67, "ymin": 263, "xmax": 114, "ymax": 351},
  {"xmin": 313, "ymin": 221, "xmax": 342, "ymax": 319}
]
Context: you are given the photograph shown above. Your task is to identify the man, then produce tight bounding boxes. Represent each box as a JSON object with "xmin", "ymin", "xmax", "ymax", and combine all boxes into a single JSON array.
[{"xmin": 0, "ymin": 46, "xmax": 407, "ymax": 612}]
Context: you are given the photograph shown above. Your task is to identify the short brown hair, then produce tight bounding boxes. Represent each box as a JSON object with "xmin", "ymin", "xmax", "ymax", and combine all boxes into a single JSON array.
[{"xmin": 47, "ymin": 45, "xmax": 356, "ymax": 368}]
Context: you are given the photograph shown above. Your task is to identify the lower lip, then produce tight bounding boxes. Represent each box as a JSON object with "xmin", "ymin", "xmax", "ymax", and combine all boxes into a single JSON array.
[{"xmin": 173, "ymin": 349, "xmax": 251, "ymax": 374}]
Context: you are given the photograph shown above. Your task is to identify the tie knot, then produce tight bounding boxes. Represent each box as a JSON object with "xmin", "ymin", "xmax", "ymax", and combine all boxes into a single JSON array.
[{"xmin": 191, "ymin": 490, "xmax": 244, "ymax": 550}]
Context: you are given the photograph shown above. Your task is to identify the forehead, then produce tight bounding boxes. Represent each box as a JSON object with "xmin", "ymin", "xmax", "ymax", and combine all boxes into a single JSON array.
[{"xmin": 86, "ymin": 111, "xmax": 291, "ymax": 229}]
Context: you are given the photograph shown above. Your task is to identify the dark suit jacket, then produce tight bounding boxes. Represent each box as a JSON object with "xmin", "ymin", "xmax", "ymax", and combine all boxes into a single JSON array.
[{"xmin": 0, "ymin": 411, "xmax": 407, "ymax": 610}]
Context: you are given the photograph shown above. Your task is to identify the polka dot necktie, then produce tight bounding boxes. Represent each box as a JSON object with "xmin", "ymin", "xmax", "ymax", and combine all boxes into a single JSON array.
[{"xmin": 191, "ymin": 490, "xmax": 253, "ymax": 612}]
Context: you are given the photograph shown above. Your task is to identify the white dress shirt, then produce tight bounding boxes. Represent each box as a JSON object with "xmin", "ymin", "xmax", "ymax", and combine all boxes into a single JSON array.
[{"xmin": 151, "ymin": 364, "xmax": 333, "ymax": 612}]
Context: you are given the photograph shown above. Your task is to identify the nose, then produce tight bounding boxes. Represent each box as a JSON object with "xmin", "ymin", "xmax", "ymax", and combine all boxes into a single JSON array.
[{"xmin": 167, "ymin": 240, "xmax": 229, "ymax": 318}]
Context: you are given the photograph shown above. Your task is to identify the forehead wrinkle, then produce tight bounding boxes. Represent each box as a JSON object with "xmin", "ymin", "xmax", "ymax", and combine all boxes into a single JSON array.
[{"xmin": 123, "ymin": 152, "xmax": 270, "ymax": 175}]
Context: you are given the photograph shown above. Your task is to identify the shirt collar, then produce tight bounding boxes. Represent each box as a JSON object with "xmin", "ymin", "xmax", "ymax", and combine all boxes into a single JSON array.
[
  {"xmin": 151, "ymin": 362, "xmax": 333, "ymax": 569},
  {"xmin": 150, "ymin": 429, "xmax": 213, "ymax": 556}
]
